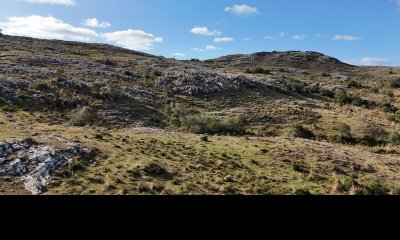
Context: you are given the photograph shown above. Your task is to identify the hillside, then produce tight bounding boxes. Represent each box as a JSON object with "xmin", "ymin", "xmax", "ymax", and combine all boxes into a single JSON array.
[{"xmin": 1, "ymin": 34, "xmax": 400, "ymax": 195}]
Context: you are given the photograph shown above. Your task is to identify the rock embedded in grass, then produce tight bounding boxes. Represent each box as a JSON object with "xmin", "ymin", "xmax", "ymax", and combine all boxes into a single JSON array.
[{"xmin": 0, "ymin": 139, "xmax": 86, "ymax": 195}]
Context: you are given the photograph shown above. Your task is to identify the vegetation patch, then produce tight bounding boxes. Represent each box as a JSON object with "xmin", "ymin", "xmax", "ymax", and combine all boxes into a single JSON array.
[
  {"xmin": 181, "ymin": 114, "xmax": 246, "ymax": 136},
  {"xmin": 288, "ymin": 125, "xmax": 315, "ymax": 140},
  {"xmin": 69, "ymin": 106, "xmax": 97, "ymax": 126}
]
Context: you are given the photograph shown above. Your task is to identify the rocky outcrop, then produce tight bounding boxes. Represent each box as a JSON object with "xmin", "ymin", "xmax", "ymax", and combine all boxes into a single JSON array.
[
  {"xmin": 0, "ymin": 140, "xmax": 86, "ymax": 195},
  {"xmin": 157, "ymin": 68, "xmax": 254, "ymax": 95}
]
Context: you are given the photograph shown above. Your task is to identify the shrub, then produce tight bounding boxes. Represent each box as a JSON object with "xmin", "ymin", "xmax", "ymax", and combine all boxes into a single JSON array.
[
  {"xmin": 332, "ymin": 176, "xmax": 354, "ymax": 193},
  {"xmin": 326, "ymin": 132, "xmax": 344, "ymax": 143},
  {"xmin": 304, "ymin": 84, "xmax": 320, "ymax": 94},
  {"xmin": 169, "ymin": 116, "xmax": 181, "ymax": 127},
  {"xmin": 388, "ymin": 78, "xmax": 400, "ymax": 88},
  {"xmin": 347, "ymin": 80, "xmax": 362, "ymax": 89},
  {"xmin": 351, "ymin": 97, "xmax": 374, "ymax": 108},
  {"xmin": 168, "ymin": 105, "xmax": 199, "ymax": 127},
  {"xmin": 388, "ymin": 113, "xmax": 400, "ymax": 123},
  {"xmin": 334, "ymin": 90, "xmax": 375, "ymax": 108},
  {"xmin": 152, "ymin": 70, "xmax": 163, "ymax": 77},
  {"xmin": 35, "ymin": 83, "xmax": 51, "ymax": 91},
  {"xmin": 361, "ymin": 135, "xmax": 379, "ymax": 147},
  {"xmin": 389, "ymin": 132, "xmax": 400, "ymax": 145},
  {"xmin": 246, "ymin": 67, "xmax": 271, "ymax": 75},
  {"xmin": 143, "ymin": 162, "xmax": 173, "ymax": 179},
  {"xmin": 181, "ymin": 114, "xmax": 246, "ymax": 135},
  {"xmin": 364, "ymin": 180, "xmax": 390, "ymax": 195},
  {"xmin": 143, "ymin": 162, "xmax": 168, "ymax": 177},
  {"xmin": 319, "ymin": 89, "xmax": 335, "ymax": 98},
  {"xmin": 55, "ymin": 68, "xmax": 65, "ymax": 77},
  {"xmin": 124, "ymin": 71, "xmax": 134, "ymax": 77},
  {"xmin": 292, "ymin": 163, "xmax": 310, "ymax": 174},
  {"xmin": 327, "ymin": 123, "xmax": 353, "ymax": 143},
  {"xmin": 24, "ymin": 137, "xmax": 38, "ymax": 145},
  {"xmin": 288, "ymin": 125, "xmax": 315, "ymax": 139},
  {"xmin": 386, "ymin": 91, "xmax": 395, "ymax": 98},
  {"xmin": 307, "ymin": 174, "xmax": 327, "ymax": 183},
  {"xmin": 285, "ymin": 81, "xmax": 306, "ymax": 94},
  {"xmin": 293, "ymin": 188, "xmax": 312, "ymax": 195},
  {"xmin": 200, "ymin": 135, "xmax": 209, "ymax": 142},
  {"xmin": 321, "ymin": 72, "xmax": 330, "ymax": 77},
  {"xmin": 334, "ymin": 90, "xmax": 352, "ymax": 104},
  {"xmin": 103, "ymin": 59, "xmax": 115, "ymax": 66},
  {"xmin": 332, "ymin": 123, "xmax": 352, "ymax": 138},
  {"xmin": 70, "ymin": 106, "xmax": 97, "ymax": 126},
  {"xmin": 144, "ymin": 71, "xmax": 153, "ymax": 79},
  {"xmin": 381, "ymin": 103, "xmax": 397, "ymax": 113}
]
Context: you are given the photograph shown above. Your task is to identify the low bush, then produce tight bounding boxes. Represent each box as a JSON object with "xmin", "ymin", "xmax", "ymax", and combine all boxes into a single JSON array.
[
  {"xmin": 388, "ymin": 78, "xmax": 400, "ymax": 88},
  {"xmin": 35, "ymin": 82, "xmax": 51, "ymax": 91},
  {"xmin": 304, "ymin": 84, "xmax": 320, "ymax": 94},
  {"xmin": 347, "ymin": 80, "xmax": 363, "ymax": 89},
  {"xmin": 287, "ymin": 125, "xmax": 315, "ymax": 139},
  {"xmin": 70, "ymin": 106, "xmax": 97, "ymax": 126},
  {"xmin": 245, "ymin": 67, "xmax": 271, "ymax": 75},
  {"xmin": 293, "ymin": 188, "xmax": 312, "ymax": 195},
  {"xmin": 152, "ymin": 70, "xmax": 163, "ymax": 77},
  {"xmin": 381, "ymin": 103, "xmax": 398, "ymax": 113},
  {"xmin": 285, "ymin": 81, "xmax": 307, "ymax": 94},
  {"xmin": 334, "ymin": 90, "xmax": 375, "ymax": 108},
  {"xmin": 181, "ymin": 114, "xmax": 246, "ymax": 136},
  {"xmin": 363, "ymin": 180, "xmax": 390, "ymax": 195},
  {"xmin": 124, "ymin": 71, "xmax": 134, "ymax": 77},
  {"xmin": 361, "ymin": 135, "xmax": 379, "ymax": 147},
  {"xmin": 320, "ymin": 89, "xmax": 335, "ymax": 98},
  {"xmin": 389, "ymin": 132, "xmax": 400, "ymax": 145},
  {"xmin": 200, "ymin": 135, "xmax": 209, "ymax": 142},
  {"xmin": 334, "ymin": 90, "xmax": 352, "ymax": 104},
  {"xmin": 321, "ymin": 72, "xmax": 331, "ymax": 77},
  {"xmin": 168, "ymin": 104, "xmax": 199, "ymax": 127},
  {"xmin": 292, "ymin": 163, "xmax": 310, "ymax": 174},
  {"xmin": 327, "ymin": 123, "xmax": 353, "ymax": 144},
  {"xmin": 388, "ymin": 113, "xmax": 400, "ymax": 123},
  {"xmin": 332, "ymin": 123, "xmax": 352, "ymax": 138}
]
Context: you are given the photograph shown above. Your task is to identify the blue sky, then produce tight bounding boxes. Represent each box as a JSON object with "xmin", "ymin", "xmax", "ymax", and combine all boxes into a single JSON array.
[{"xmin": 1, "ymin": 0, "xmax": 400, "ymax": 66}]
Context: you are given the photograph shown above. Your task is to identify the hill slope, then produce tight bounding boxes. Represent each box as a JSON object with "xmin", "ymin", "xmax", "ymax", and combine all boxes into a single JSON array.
[{"xmin": 1, "ymin": 34, "xmax": 400, "ymax": 195}]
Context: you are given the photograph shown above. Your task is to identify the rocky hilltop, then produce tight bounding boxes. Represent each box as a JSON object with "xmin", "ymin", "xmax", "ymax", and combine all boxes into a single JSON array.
[
  {"xmin": 1, "ymin": 34, "xmax": 400, "ymax": 195},
  {"xmin": 208, "ymin": 51, "xmax": 353, "ymax": 70}
]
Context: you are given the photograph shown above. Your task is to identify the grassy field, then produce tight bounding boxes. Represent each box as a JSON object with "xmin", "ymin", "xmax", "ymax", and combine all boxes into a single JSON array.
[{"xmin": 1, "ymin": 108, "xmax": 399, "ymax": 195}]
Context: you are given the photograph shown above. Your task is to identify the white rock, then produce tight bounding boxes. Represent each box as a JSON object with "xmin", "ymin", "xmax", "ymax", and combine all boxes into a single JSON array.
[{"xmin": 23, "ymin": 175, "xmax": 46, "ymax": 195}]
